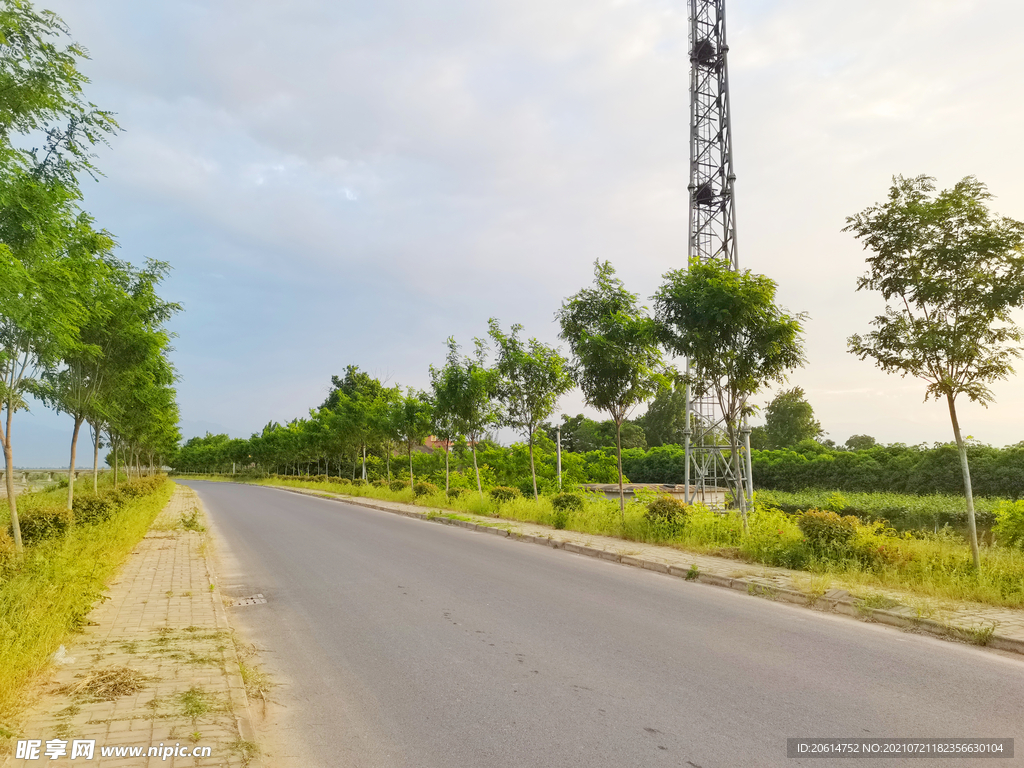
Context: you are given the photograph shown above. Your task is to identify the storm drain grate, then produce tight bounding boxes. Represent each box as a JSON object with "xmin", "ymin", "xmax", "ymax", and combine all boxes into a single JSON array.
[{"xmin": 232, "ymin": 594, "xmax": 267, "ymax": 606}]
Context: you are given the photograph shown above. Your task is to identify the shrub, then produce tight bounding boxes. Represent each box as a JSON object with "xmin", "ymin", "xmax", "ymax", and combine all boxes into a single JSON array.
[
  {"xmin": 489, "ymin": 486, "xmax": 521, "ymax": 504},
  {"xmin": 389, "ymin": 479, "xmax": 408, "ymax": 492},
  {"xmin": 371, "ymin": 479, "xmax": 389, "ymax": 488},
  {"xmin": 0, "ymin": 529, "xmax": 16, "ymax": 571},
  {"xmin": 413, "ymin": 482, "xmax": 439, "ymax": 498},
  {"xmin": 797, "ymin": 509, "xmax": 859, "ymax": 555},
  {"xmin": 551, "ymin": 493, "xmax": 584, "ymax": 512},
  {"xmin": 550, "ymin": 510, "xmax": 569, "ymax": 530},
  {"xmin": 334, "ymin": 477, "xmax": 353, "ymax": 486},
  {"xmin": 447, "ymin": 488, "xmax": 467, "ymax": 499},
  {"xmin": 15, "ymin": 506, "xmax": 74, "ymax": 545},
  {"xmin": 994, "ymin": 500, "xmax": 1024, "ymax": 549},
  {"xmin": 645, "ymin": 496, "xmax": 688, "ymax": 525},
  {"xmin": 351, "ymin": 479, "xmax": 367, "ymax": 487},
  {"xmin": 73, "ymin": 494, "xmax": 120, "ymax": 526}
]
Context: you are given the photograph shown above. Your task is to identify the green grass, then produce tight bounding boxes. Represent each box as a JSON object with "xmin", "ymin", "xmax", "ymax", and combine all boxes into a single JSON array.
[
  {"xmin": 754, "ymin": 488, "xmax": 1003, "ymax": 534},
  {"xmin": 0, "ymin": 477, "xmax": 174, "ymax": 729}
]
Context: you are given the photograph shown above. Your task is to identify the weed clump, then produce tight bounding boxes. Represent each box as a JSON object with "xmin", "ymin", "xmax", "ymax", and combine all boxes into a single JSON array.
[
  {"xmin": 645, "ymin": 496, "xmax": 688, "ymax": 525},
  {"xmin": 488, "ymin": 486, "xmax": 521, "ymax": 505},
  {"xmin": 798, "ymin": 509, "xmax": 859, "ymax": 556},
  {"xmin": 413, "ymin": 482, "xmax": 438, "ymax": 498},
  {"xmin": 72, "ymin": 494, "xmax": 119, "ymax": 526},
  {"xmin": 551, "ymin": 493, "xmax": 584, "ymax": 512},
  {"xmin": 994, "ymin": 500, "xmax": 1024, "ymax": 549},
  {"xmin": 0, "ymin": 529, "xmax": 16, "ymax": 571},
  {"xmin": 446, "ymin": 487, "xmax": 467, "ymax": 499},
  {"xmin": 14, "ymin": 506, "xmax": 73, "ymax": 545}
]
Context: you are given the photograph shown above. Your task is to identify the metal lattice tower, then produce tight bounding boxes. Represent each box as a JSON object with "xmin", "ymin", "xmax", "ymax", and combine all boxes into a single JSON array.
[{"xmin": 682, "ymin": 0, "xmax": 753, "ymax": 507}]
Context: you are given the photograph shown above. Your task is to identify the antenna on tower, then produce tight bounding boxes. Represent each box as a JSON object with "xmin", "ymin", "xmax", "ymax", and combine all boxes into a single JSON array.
[{"xmin": 682, "ymin": 0, "xmax": 753, "ymax": 507}]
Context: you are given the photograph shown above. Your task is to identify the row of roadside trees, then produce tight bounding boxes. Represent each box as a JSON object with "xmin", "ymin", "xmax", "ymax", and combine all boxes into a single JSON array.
[{"xmin": 0, "ymin": 3, "xmax": 182, "ymax": 552}]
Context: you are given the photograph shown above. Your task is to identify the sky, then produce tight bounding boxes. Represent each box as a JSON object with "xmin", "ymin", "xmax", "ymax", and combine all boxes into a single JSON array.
[{"xmin": 10, "ymin": 0, "xmax": 1024, "ymax": 467}]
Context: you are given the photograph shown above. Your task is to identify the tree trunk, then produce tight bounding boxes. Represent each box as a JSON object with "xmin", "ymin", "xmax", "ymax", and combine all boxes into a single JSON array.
[
  {"xmin": 528, "ymin": 433, "xmax": 538, "ymax": 501},
  {"xmin": 471, "ymin": 438, "xmax": 483, "ymax": 498},
  {"xmin": 444, "ymin": 440, "xmax": 450, "ymax": 492},
  {"xmin": 947, "ymin": 394, "xmax": 981, "ymax": 569},
  {"xmin": 386, "ymin": 442, "xmax": 391, "ymax": 481},
  {"xmin": 362, "ymin": 444, "xmax": 367, "ymax": 481},
  {"xmin": 615, "ymin": 418, "xmax": 625, "ymax": 526},
  {"xmin": 2, "ymin": 401, "xmax": 22, "ymax": 551},
  {"xmin": 67, "ymin": 414, "xmax": 84, "ymax": 510},
  {"xmin": 408, "ymin": 442, "xmax": 414, "ymax": 489},
  {"xmin": 728, "ymin": 423, "xmax": 749, "ymax": 534},
  {"xmin": 91, "ymin": 423, "xmax": 100, "ymax": 493}
]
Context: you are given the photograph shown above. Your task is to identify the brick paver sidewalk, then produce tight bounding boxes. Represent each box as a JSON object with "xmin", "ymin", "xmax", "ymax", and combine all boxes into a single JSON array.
[
  {"xmin": 277, "ymin": 484, "xmax": 1024, "ymax": 655},
  {"xmin": 6, "ymin": 485, "xmax": 260, "ymax": 768}
]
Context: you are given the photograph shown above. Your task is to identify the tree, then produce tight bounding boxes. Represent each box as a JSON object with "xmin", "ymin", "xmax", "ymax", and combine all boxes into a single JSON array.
[
  {"xmin": 762, "ymin": 387, "xmax": 823, "ymax": 449},
  {"xmin": 654, "ymin": 257, "xmax": 806, "ymax": 530},
  {"xmin": 557, "ymin": 261, "xmax": 666, "ymax": 519},
  {"xmin": 428, "ymin": 347, "xmax": 460, "ymax": 492},
  {"xmin": 488, "ymin": 319, "xmax": 573, "ymax": 500},
  {"xmin": 845, "ymin": 175, "xmax": 1024, "ymax": 568},
  {"xmin": 391, "ymin": 389, "xmax": 432, "ymax": 489},
  {"xmin": 845, "ymin": 434, "xmax": 877, "ymax": 451},
  {"xmin": 0, "ymin": 1, "xmax": 118, "ymax": 550}
]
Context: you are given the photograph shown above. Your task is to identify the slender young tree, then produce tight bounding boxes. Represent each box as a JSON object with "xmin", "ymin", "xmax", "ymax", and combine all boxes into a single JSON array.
[
  {"xmin": 488, "ymin": 319, "xmax": 573, "ymax": 500},
  {"xmin": 448, "ymin": 338, "xmax": 497, "ymax": 497},
  {"xmin": 391, "ymin": 389, "xmax": 433, "ymax": 489},
  {"xmin": 557, "ymin": 261, "xmax": 666, "ymax": 522},
  {"xmin": 654, "ymin": 258, "xmax": 806, "ymax": 531},
  {"xmin": 428, "ymin": 349, "xmax": 461, "ymax": 492},
  {"xmin": 845, "ymin": 175, "xmax": 1024, "ymax": 568}
]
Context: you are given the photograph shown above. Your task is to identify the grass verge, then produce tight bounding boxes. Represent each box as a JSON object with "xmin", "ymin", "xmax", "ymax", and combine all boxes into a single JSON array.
[{"xmin": 0, "ymin": 477, "xmax": 174, "ymax": 728}]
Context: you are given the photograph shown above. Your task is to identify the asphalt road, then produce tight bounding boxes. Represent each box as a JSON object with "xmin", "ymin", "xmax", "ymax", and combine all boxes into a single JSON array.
[{"xmin": 182, "ymin": 481, "xmax": 1024, "ymax": 768}]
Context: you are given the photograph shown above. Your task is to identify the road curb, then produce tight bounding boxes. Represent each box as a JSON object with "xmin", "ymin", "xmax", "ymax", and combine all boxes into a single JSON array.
[{"xmin": 264, "ymin": 484, "xmax": 1024, "ymax": 657}]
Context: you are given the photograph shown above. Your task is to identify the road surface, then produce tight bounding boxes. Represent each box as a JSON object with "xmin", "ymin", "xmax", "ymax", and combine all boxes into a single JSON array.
[{"xmin": 181, "ymin": 480, "xmax": 1024, "ymax": 768}]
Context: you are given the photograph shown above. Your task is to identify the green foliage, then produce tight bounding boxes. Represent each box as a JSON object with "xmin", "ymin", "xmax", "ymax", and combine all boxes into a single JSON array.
[
  {"xmin": 0, "ymin": 529, "xmax": 15, "ymax": 572},
  {"xmin": 845, "ymin": 434, "xmax": 877, "ymax": 451},
  {"xmin": 557, "ymin": 260, "xmax": 667, "ymax": 516},
  {"xmin": 846, "ymin": 175, "xmax": 1024, "ymax": 408},
  {"xmin": 994, "ymin": 500, "xmax": 1024, "ymax": 549},
  {"xmin": 488, "ymin": 486, "xmax": 521, "ymax": 504},
  {"xmin": 488, "ymin": 319, "xmax": 573, "ymax": 499},
  {"xmin": 413, "ymin": 481, "xmax": 438, "ymax": 498},
  {"xmin": 14, "ymin": 505, "xmax": 73, "ymax": 544},
  {"xmin": 823, "ymin": 492, "xmax": 848, "ymax": 513},
  {"xmin": 637, "ymin": 376, "xmax": 687, "ymax": 447},
  {"xmin": 446, "ymin": 487, "xmax": 467, "ymax": 499},
  {"xmin": 762, "ymin": 387, "xmax": 822, "ymax": 449},
  {"xmin": 388, "ymin": 479, "xmax": 407, "ymax": 492},
  {"xmin": 71, "ymin": 493, "xmax": 119, "ymax": 525},
  {"xmin": 644, "ymin": 496, "xmax": 688, "ymax": 526},
  {"xmin": 797, "ymin": 510, "xmax": 859, "ymax": 556},
  {"xmin": 551, "ymin": 493, "xmax": 584, "ymax": 512},
  {"xmin": 351, "ymin": 478, "xmax": 367, "ymax": 487},
  {"xmin": 655, "ymin": 257, "xmax": 807, "ymax": 519}
]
